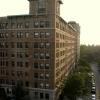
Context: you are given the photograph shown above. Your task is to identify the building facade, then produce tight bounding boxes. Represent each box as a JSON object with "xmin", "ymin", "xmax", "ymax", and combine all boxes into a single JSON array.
[{"xmin": 0, "ymin": 0, "xmax": 80, "ymax": 100}]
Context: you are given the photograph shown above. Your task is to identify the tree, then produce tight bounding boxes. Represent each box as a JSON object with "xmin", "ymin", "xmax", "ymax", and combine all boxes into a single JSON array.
[
  {"xmin": 12, "ymin": 82, "xmax": 27, "ymax": 100},
  {"xmin": 63, "ymin": 74, "xmax": 84, "ymax": 100},
  {"xmin": 97, "ymin": 60, "xmax": 100, "ymax": 67},
  {"xmin": 80, "ymin": 45, "xmax": 100, "ymax": 62},
  {"xmin": 79, "ymin": 59, "xmax": 91, "ymax": 73},
  {"xmin": 0, "ymin": 86, "xmax": 7, "ymax": 100}
]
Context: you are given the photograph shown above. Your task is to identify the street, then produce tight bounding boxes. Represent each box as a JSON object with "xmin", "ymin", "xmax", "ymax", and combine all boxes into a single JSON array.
[{"xmin": 91, "ymin": 63, "xmax": 100, "ymax": 100}]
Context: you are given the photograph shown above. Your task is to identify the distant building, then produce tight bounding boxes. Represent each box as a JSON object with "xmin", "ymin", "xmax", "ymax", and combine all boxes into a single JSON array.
[{"xmin": 0, "ymin": 0, "xmax": 80, "ymax": 100}]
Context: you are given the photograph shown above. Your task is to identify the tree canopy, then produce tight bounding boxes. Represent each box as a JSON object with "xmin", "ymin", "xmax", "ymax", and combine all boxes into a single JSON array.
[
  {"xmin": 64, "ymin": 74, "xmax": 84, "ymax": 100},
  {"xmin": 12, "ymin": 82, "xmax": 27, "ymax": 100},
  {"xmin": 0, "ymin": 86, "xmax": 7, "ymax": 100},
  {"xmin": 80, "ymin": 45, "xmax": 100, "ymax": 62},
  {"xmin": 60, "ymin": 56, "xmax": 92, "ymax": 100}
]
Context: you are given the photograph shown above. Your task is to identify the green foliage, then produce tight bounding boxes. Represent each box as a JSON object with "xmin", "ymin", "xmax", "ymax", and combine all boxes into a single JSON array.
[
  {"xmin": 13, "ymin": 82, "xmax": 27, "ymax": 100},
  {"xmin": 79, "ymin": 59, "xmax": 91, "ymax": 73},
  {"xmin": 79, "ymin": 59, "xmax": 89, "ymax": 67},
  {"xmin": 80, "ymin": 45, "xmax": 100, "ymax": 62},
  {"xmin": 0, "ymin": 86, "xmax": 7, "ymax": 100},
  {"xmin": 64, "ymin": 74, "xmax": 84, "ymax": 100},
  {"xmin": 63, "ymin": 73, "xmax": 91, "ymax": 100},
  {"xmin": 97, "ymin": 60, "xmax": 100, "ymax": 67},
  {"xmin": 61, "ymin": 44, "xmax": 97, "ymax": 100},
  {"xmin": 62, "ymin": 57, "xmax": 91, "ymax": 100}
]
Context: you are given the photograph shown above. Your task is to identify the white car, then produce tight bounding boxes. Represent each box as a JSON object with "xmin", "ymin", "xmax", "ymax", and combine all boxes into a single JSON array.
[
  {"xmin": 92, "ymin": 86, "xmax": 96, "ymax": 89},
  {"xmin": 92, "ymin": 94, "xmax": 96, "ymax": 100},
  {"xmin": 91, "ymin": 86, "xmax": 96, "ymax": 94}
]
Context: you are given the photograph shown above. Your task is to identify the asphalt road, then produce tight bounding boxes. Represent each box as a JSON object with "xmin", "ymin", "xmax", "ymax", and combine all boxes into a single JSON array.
[{"xmin": 91, "ymin": 63, "xmax": 100, "ymax": 100}]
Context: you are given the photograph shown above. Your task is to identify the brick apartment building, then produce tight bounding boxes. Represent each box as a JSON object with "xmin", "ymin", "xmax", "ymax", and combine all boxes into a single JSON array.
[{"xmin": 0, "ymin": 0, "xmax": 80, "ymax": 100}]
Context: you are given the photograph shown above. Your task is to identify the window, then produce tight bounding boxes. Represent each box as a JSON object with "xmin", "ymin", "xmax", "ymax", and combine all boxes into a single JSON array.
[
  {"xmin": 25, "ymin": 72, "xmax": 28, "ymax": 76},
  {"xmin": 34, "ymin": 73, "xmax": 38, "ymax": 78},
  {"xmin": 5, "ymin": 52, "xmax": 8, "ymax": 57},
  {"xmin": 11, "ymin": 42, "xmax": 15, "ymax": 48},
  {"xmin": 0, "ymin": 42, "xmax": 8, "ymax": 48},
  {"xmin": 12, "ymin": 80, "xmax": 15, "ymax": 85},
  {"xmin": 56, "ymin": 32, "xmax": 59, "ymax": 38},
  {"xmin": 34, "ymin": 62, "xmax": 38, "ymax": 68},
  {"xmin": 40, "ymin": 53, "xmax": 45, "ymax": 59},
  {"xmin": 0, "ymin": 33, "xmax": 3, "ymax": 38},
  {"xmin": 17, "ymin": 42, "xmax": 23, "ymax": 48},
  {"xmin": 45, "ymin": 32, "xmax": 50, "ymax": 38},
  {"xmin": 34, "ymin": 92, "xmax": 38, "ymax": 98},
  {"xmin": 45, "ymin": 21, "xmax": 49, "ymax": 27},
  {"xmin": 25, "ymin": 32, "xmax": 29, "ymax": 38},
  {"xmin": 40, "ymin": 63, "xmax": 44, "ymax": 69},
  {"xmin": 34, "ymin": 52, "xmax": 38, "ymax": 59},
  {"xmin": 34, "ymin": 42, "xmax": 38, "ymax": 48},
  {"xmin": 11, "ymin": 23, "xmax": 15, "ymax": 28},
  {"xmin": 45, "ymin": 93, "xmax": 49, "ymax": 99},
  {"xmin": 0, "ymin": 43, "xmax": 4, "ymax": 48},
  {"xmin": 34, "ymin": 32, "xmax": 39, "ymax": 38},
  {"xmin": 40, "ymin": 73, "xmax": 44, "ymax": 79},
  {"xmin": 40, "ymin": 21, "xmax": 45, "ymax": 28},
  {"xmin": 7, "ymin": 88, "xmax": 12, "ymax": 94},
  {"xmin": 45, "ymin": 53, "xmax": 50, "ymax": 59},
  {"xmin": 11, "ymin": 61, "xmax": 15, "ymax": 67},
  {"xmin": 25, "ymin": 53, "xmax": 29, "ymax": 57},
  {"xmin": 25, "ymin": 42, "xmax": 29, "ymax": 48},
  {"xmin": 25, "ymin": 81, "xmax": 29, "ymax": 87},
  {"xmin": 5, "ymin": 43, "xmax": 8, "ymax": 48},
  {"xmin": 17, "ymin": 81, "xmax": 23, "ymax": 86},
  {"xmin": 34, "ymin": 22, "xmax": 39, "ymax": 28},
  {"xmin": 40, "ymin": 93, "xmax": 44, "ymax": 99},
  {"xmin": 45, "ymin": 63, "xmax": 49, "ymax": 69},
  {"xmin": 11, "ymin": 71, "xmax": 15, "ymax": 76},
  {"xmin": 17, "ymin": 32, "xmax": 23, "ymax": 38},
  {"xmin": 34, "ymin": 82, "xmax": 38, "ymax": 88},
  {"xmin": 6, "ymin": 80, "xmax": 9, "ymax": 84},
  {"xmin": 0, "ymin": 33, "xmax": 8, "ymax": 38},
  {"xmin": 45, "ymin": 84, "xmax": 49, "ymax": 89},
  {"xmin": 38, "ymin": 0, "xmax": 46, "ymax": 13},
  {"xmin": 6, "ymin": 70, "xmax": 9, "ymax": 75},
  {"xmin": 25, "ymin": 62, "xmax": 29, "ymax": 67},
  {"xmin": 17, "ymin": 23, "xmax": 23, "ymax": 28},
  {"xmin": 56, "ymin": 22, "xmax": 59, "ymax": 28},
  {"xmin": 40, "ymin": 83, "xmax": 44, "ymax": 88},
  {"xmin": 11, "ymin": 32, "xmax": 15, "ymax": 37},
  {"xmin": 11, "ymin": 53, "xmax": 15, "ymax": 58},
  {"xmin": 40, "ymin": 43, "xmax": 45, "ymax": 48},
  {"xmin": 0, "ymin": 52, "xmax": 3, "ymax": 57},
  {"xmin": 0, "ymin": 52, "xmax": 8, "ymax": 57},
  {"xmin": 40, "ymin": 32, "xmax": 45, "ymax": 38},
  {"xmin": 17, "ymin": 71, "xmax": 23, "ymax": 77},
  {"xmin": 25, "ymin": 22, "xmax": 29, "ymax": 28},
  {"xmin": 45, "ymin": 74, "xmax": 49, "ymax": 79},
  {"xmin": 17, "ymin": 62, "xmax": 23, "ymax": 67},
  {"xmin": 17, "ymin": 52, "xmax": 23, "ymax": 58},
  {"xmin": 56, "ymin": 42, "xmax": 59, "ymax": 48},
  {"xmin": 46, "ymin": 43, "xmax": 50, "ymax": 48},
  {"xmin": 0, "ymin": 23, "xmax": 8, "ymax": 29},
  {"xmin": 5, "ymin": 61, "xmax": 9, "ymax": 66}
]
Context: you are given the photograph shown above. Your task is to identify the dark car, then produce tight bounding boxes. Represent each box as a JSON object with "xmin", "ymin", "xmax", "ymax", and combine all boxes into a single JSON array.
[{"xmin": 91, "ymin": 87, "xmax": 96, "ymax": 94}]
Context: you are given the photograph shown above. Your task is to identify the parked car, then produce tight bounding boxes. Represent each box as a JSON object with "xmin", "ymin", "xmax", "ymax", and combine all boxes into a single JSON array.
[
  {"xmin": 91, "ymin": 72, "xmax": 94, "ymax": 76},
  {"xmin": 92, "ymin": 81, "xmax": 95, "ymax": 87},
  {"xmin": 91, "ymin": 94, "xmax": 96, "ymax": 100},
  {"xmin": 91, "ymin": 86, "xmax": 96, "ymax": 94}
]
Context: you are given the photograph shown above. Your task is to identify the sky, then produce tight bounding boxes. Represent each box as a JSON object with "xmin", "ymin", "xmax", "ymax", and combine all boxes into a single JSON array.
[{"xmin": 0, "ymin": 0, "xmax": 100, "ymax": 45}]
